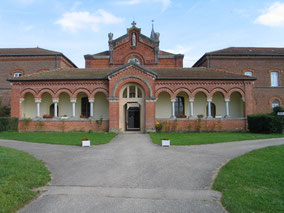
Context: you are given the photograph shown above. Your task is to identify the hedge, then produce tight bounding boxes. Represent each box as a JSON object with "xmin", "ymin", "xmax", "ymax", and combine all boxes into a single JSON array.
[
  {"xmin": 0, "ymin": 117, "xmax": 18, "ymax": 132},
  {"xmin": 247, "ymin": 114, "xmax": 283, "ymax": 134}
]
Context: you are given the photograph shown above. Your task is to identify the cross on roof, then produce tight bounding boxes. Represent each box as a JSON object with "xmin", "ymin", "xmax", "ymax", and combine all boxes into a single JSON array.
[{"xmin": 131, "ymin": 21, "xmax": 136, "ymax": 27}]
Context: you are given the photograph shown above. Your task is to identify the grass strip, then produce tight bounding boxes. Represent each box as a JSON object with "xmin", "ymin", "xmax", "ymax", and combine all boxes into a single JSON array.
[
  {"xmin": 213, "ymin": 145, "xmax": 284, "ymax": 213},
  {"xmin": 0, "ymin": 146, "xmax": 50, "ymax": 213},
  {"xmin": 0, "ymin": 132, "xmax": 117, "ymax": 146},
  {"xmin": 149, "ymin": 132, "xmax": 284, "ymax": 146}
]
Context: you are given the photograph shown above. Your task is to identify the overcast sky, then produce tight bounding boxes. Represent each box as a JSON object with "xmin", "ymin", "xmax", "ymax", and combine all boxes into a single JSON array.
[{"xmin": 1, "ymin": 0, "xmax": 284, "ymax": 68}]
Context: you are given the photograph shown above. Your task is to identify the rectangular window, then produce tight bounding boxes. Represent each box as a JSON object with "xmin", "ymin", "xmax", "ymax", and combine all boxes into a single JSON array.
[
  {"xmin": 81, "ymin": 97, "xmax": 90, "ymax": 117},
  {"xmin": 13, "ymin": 72, "xmax": 22, "ymax": 77},
  {"xmin": 175, "ymin": 96, "xmax": 185, "ymax": 116},
  {"xmin": 244, "ymin": 71, "xmax": 252, "ymax": 76},
  {"xmin": 271, "ymin": 72, "xmax": 279, "ymax": 87}
]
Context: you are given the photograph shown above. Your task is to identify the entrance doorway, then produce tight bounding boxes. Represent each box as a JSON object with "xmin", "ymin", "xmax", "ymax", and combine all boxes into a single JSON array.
[
  {"xmin": 120, "ymin": 83, "xmax": 145, "ymax": 132},
  {"xmin": 125, "ymin": 105, "xmax": 140, "ymax": 131}
]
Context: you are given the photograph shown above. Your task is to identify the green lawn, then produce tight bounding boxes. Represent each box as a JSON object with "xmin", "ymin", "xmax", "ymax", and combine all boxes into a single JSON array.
[
  {"xmin": 0, "ymin": 132, "xmax": 117, "ymax": 146},
  {"xmin": 0, "ymin": 146, "xmax": 50, "ymax": 213},
  {"xmin": 213, "ymin": 145, "xmax": 284, "ymax": 213},
  {"xmin": 149, "ymin": 132, "xmax": 284, "ymax": 146}
]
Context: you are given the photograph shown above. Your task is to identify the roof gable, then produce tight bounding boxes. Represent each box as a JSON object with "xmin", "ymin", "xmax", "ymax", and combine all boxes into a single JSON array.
[{"xmin": 107, "ymin": 62, "xmax": 158, "ymax": 79}]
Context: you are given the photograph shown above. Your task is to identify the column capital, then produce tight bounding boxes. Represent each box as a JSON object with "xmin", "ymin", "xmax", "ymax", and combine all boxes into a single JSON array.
[
  {"xmin": 35, "ymin": 98, "xmax": 41, "ymax": 103},
  {"xmin": 70, "ymin": 98, "xmax": 77, "ymax": 103},
  {"xmin": 52, "ymin": 98, "xmax": 59, "ymax": 103},
  {"xmin": 145, "ymin": 97, "xmax": 157, "ymax": 102},
  {"xmin": 224, "ymin": 98, "xmax": 230, "ymax": 102},
  {"xmin": 20, "ymin": 98, "xmax": 24, "ymax": 103},
  {"xmin": 108, "ymin": 96, "xmax": 119, "ymax": 102},
  {"xmin": 170, "ymin": 98, "xmax": 176, "ymax": 103},
  {"xmin": 207, "ymin": 98, "xmax": 212, "ymax": 102},
  {"xmin": 88, "ymin": 98, "xmax": 95, "ymax": 103},
  {"xmin": 189, "ymin": 98, "xmax": 194, "ymax": 102},
  {"xmin": 242, "ymin": 97, "xmax": 245, "ymax": 102}
]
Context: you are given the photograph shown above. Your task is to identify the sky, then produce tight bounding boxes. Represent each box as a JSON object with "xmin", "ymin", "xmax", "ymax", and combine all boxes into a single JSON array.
[{"xmin": 1, "ymin": 0, "xmax": 284, "ymax": 68}]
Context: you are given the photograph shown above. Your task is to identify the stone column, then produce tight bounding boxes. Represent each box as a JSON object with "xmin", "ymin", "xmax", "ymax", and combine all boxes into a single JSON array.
[
  {"xmin": 189, "ymin": 98, "xmax": 194, "ymax": 118},
  {"xmin": 207, "ymin": 98, "xmax": 212, "ymax": 119},
  {"xmin": 35, "ymin": 98, "xmax": 41, "ymax": 118},
  {"xmin": 20, "ymin": 98, "xmax": 24, "ymax": 118},
  {"xmin": 135, "ymin": 86, "xmax": 138, "ymax": 98},
  {"xmin": 89, "ymin": 98, "xmax": 95, "ymax": 117},
  {"xmin": 52, "ymin": 98, "xmax": 59, "ymax": 118},
  {"xmin": 170, "ymin": 98, "xmax": 176, "ymax": 119},
  {"xmin": 224, "ymin": 98, "xmax": 230, "ymax": 118},
  {"xmin": 70, "ymin": 98, "xmax": 77, "ymax": 118}
]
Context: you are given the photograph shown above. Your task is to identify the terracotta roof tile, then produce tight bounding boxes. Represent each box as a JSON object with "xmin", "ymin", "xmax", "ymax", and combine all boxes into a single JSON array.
[
  {"xmin": 8, "ymin": 65, "xmax": 255, "ymax": 81},
  {"xmin": 0, "ymin": 47, "xmax": 61, "ymax": 55},
  {"xmin": 208, "ymin": 47, "xmax": 284, "ymax": 55}
]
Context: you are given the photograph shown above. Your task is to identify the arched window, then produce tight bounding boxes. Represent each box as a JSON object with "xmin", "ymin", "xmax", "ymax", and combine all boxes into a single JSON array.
[
  {"xmin": 175, "ymin": 96, "xmax": 184, "ymax": 116},
  {"xmin": 128, "ymin": 57, "xmax": 140, "ymax": 64},
  {"xmin": 272, "ymin": 99, "xmax": 280, "ymax": 108},
  {"xmin": 122, "ymin": 85, "xmax": 142, "ymax": 98}
]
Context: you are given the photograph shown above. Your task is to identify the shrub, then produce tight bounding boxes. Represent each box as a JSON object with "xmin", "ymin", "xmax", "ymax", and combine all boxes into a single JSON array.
[
  {"xmin": 247, "ymin": 114, "xmax": 283, "ymax": 134},
  {"xmin": 155, "ymin": 121, "xmax": 163, "ymax": 132},
  {"xmin": 271, "ymin": 106, "xmax": 284, "ymax": 116},
  {"xmin": 0, "ymin": 117, "xmax": 18, "ymax": 131},
  {"xmin": 271, "ymin": 106, "xmax": 284, "ymax": 128},
  {"xmin": 0, "ymin": 105, "xmax": 10, "ymax": 117}
]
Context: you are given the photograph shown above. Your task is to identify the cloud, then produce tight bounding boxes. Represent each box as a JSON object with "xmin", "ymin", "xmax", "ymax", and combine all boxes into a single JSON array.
[
  {"xmin": 165, "ymin": 45, "xmax": 192, "ymax": 54},
  {"xmin": 153, "ymin": 0, "xmax": 171, "ymax": 11},
  {"xmin": 255, "ymin": 2, "xmax": 284, "ymax": 27},
  {"xmin": 23, "ymin": 25, "xmax": 34, "ymax": 31},
  {"xmin": 55, "ymin": 9, "xmax": 124, "ymax": 32},
  {"xmin": 114, "ymin": 0, "xmax": 170, "ymax": 11},
  {"xmin": 165, "ymin": 45, "xmax": 195, "ymax": 67},
  {"xmin": 71, "ymin": 1, "xmax": 82, "ymax": 11},
  {"xmin": 115, "ymin": 0, "xmax": 141, "ymax": 5}
]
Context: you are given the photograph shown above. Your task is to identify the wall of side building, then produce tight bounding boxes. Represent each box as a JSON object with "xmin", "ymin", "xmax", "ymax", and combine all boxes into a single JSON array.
[
  {"xmin": 0, "ymin": 55, "xmax": 75, "ymax": 106},
  {"xmin": 195, "ymin": 56, "xmax": 284, "ymax": 114}
]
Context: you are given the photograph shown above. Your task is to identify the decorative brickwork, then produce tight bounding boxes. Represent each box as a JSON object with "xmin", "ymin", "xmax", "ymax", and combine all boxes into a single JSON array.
[{"xmin": 10, "ymin": 24, "xmax": 257, "ymax": 133}]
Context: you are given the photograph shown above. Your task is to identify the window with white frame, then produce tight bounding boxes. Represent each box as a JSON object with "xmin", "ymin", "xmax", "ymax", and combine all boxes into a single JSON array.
[
  {"xmin": 270, "ymin": 72, "xmax": 279, "ymax": 87},
  {"xmin": 13, "ymin": 72, "xmax": 23, "ymax": 77},
  {"xmin": 244, "ymin": 71, "xmax": 253, "ymax": 76},
  {"xmin": 272, "ymin": 99, "xmax": 280, "ymax": 108},
  {"xmin": 122, "ymin": 85, "xmax": 143, "ymax": 98}
]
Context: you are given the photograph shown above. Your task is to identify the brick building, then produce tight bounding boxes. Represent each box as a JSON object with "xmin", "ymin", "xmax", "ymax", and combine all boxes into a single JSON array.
[
  {"xmin": 193, "ymin": 47, "xmax": 284, "ymax": 113},
  {"xmin": 8, "ymin": 23, "xmax": 255, "ymax": 132},
  {"xmin": 0, "ymin": 48, "xmax": 76, "ymax": 106}
]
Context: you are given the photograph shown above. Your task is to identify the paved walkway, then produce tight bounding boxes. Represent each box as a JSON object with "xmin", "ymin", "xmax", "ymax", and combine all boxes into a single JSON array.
[{"xmin": 0, "ymin": 134, "xmax": 284, "ymax": 213}]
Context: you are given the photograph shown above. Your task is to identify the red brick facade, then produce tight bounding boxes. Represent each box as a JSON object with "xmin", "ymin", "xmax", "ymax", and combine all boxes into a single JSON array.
[
  {"xmin": 85, "ymin": 22, "xmax": 183, "ymax": 69},
  {"xmin": 0, "ymin": 48, "xmax": 76, "ymax": 106},
  {"xmin": 193, "ymin": 48, "xmax": 284, "ymax": 113},
  {"xmin": 9, "ymin": 24, "xmax": 256, "ymax": 132}
]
